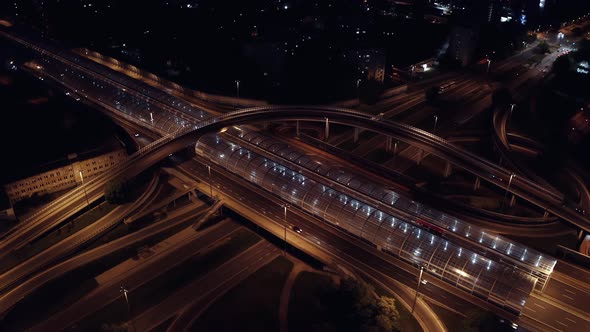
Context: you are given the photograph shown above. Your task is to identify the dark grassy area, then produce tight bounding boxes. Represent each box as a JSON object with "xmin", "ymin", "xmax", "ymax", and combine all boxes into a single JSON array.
[
  {"xmin": 0, "ymin": 219, "xmax": 16, "ymax": 235},
  {"xmin": 0, "ymin": 201, "xmax": 117, "ymax": 274},
  {"xmin": 428, "ymin": 302, "xmax": 465, "ymax": 332},
  {"xmin": 1, "ymin": 170, "xmax": 158, "ymax": 274},
  {"xmin": 151, "ymin": 317, "xmax": 174, "ymax": 332},
  {"xmin": 288, "ymin": 271, "xmax": 335, "ymax": 332},
  {"xmin": 191, "ymin": 256, "xmax": 293, "ymax": 332},
  {"xmin": 0, "ymin": 204, "xmax": 212, "ymax": 331},
  {"xmin": 12, "ymin": 188, "xmax": 72, "ymax": 218},
  {"xmin": 0, "ymin": 262, "xmax": 102, "ymax": 331},
  {"xmin": 71, "ymin": 227, "xmax": 260, "ymax": 332}
]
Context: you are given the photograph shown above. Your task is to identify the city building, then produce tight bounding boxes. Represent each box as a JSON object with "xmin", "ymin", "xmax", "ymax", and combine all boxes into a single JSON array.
[
  {"xmin": 447, "ymin": 24, "xmax": 479, "ymax": 66},
  {"xmin": 3, "ymin": 149, "xmax": 128, "ymax": 204},
  {"xmin": 344, "ymin": 48, "xmax": 386, "ymax": 83}
]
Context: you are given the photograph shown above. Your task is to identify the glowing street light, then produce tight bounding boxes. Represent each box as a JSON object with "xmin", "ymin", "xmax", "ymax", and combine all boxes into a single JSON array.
[
  {"xmin": 283, "ymin": 204, "xmax": 290, "ymax": 256},
  {"xmin": 501, "ymin": 174, "xmax": 516, "ymax": 211},
  {"xmin": 120, "ymin": 286, "xmax": 133, "ymax": 332},
  {"xmin": 206, "ymin": 164, "xmax": 213, "ymax": 198},
  {"xmin": 486, "ymin": 59, "xmax": 492, "ymax": 74},
  {"xmin": 411, "ymin": 266, "xmax": 425, "ymax": 313},
  {"xmin": 433, "ymin": 115, "xmax": 438, "ymax": 133},
  {"xmin": 79, "ymin": 171, "xmax": 89, "ymax": 207},
  {"xmin": 357, "ymin": 79, "xmax": 362, "ymax": 101}
]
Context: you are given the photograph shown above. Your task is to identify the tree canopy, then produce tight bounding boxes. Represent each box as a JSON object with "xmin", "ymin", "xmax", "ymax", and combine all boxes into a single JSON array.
[
  {"xmin": 318, "ymin": 277, "xmax": 401, "ymax": 332},
  {"xmin": 104, "ymin": 177, "xmax": 133, "ymax": 204},
  {"xmin": 535, "ymin": 41, "xmax": 550, "ymax": 54}
]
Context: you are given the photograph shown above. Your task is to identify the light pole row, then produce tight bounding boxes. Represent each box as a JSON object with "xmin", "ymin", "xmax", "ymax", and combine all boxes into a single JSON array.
[
  {"xmin": 120, "ymin": 286, "xmax": 133, "ymax": 332},
  {"xmin": 283, "ymin": 203, "xmax": 290, "ymax": 256},
  {"xmin": 206, "ymin": 164, "xmax": 213, "ymax": 199},
  {"xmin": 411, "ymin": 266, "xmax": 425, "ymax": 313},
  {"xmin": 501, "ymin": 173, "xmax": 516, "ymax": 212}
]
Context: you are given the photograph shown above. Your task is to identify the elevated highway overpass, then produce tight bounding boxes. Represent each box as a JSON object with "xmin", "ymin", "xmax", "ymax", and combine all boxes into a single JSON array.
[{"xmin": 3, "ymin": 26, "xmax": 590, "ymax": 330}]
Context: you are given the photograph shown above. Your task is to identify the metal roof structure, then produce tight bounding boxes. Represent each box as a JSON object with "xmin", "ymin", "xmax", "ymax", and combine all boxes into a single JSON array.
[
  {"xmin": 227, "ymin": 127, "xmax": 557, "ymax": 276},
  {"xmin": 196, "ymin": 128, "xmax": 557, "ymax": 314}
]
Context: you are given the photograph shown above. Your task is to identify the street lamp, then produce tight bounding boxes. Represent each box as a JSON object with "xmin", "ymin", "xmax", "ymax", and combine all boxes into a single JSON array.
[
  {"xmin": 392, "ymin": 141, "xmax": 398, "ymax": 166},
  {"xmin": 486, "ymin": 59, "xmax": 492, "ymax": 74},
  {"xmin": 411, "ymin": 266, "xmax": 425, "ymax": 313},
  {"xmin": 120, "ymin": 286, "xmax": 133, "ymax": 332},
  {"xmin": 235, "ymin": 80, "xmax": 240, "ymax": 99},
  {"xmin": 79, "ymin": 171, "xmax": 89, "ymax": 207},
  {"xmin": 283, "ymin": 204, "xmax": 290, "ymax": 256},
  {"xmin": 501, "ymin": 174, "xmax": 516, "ymax": 211},
  {"xmin": 356, "ymin": 79, "xmax": 361, "ymax": 101},
  {"xmin": 433, "ymin": 115, "xmax": 438, "ymax": 134},
  {"xmin": 206, "ymin": 164, "xmax": 213, "ymax": 199},
  {"xmin": 509, "ymin": 103, "xmax": 516, "ymax": 125}
]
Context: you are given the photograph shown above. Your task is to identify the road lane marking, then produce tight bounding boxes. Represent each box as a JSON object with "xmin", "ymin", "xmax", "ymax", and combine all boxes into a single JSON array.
[
  {"xmin": 565, "ymin": 318, "xmax": 576, "ymax": 324},
  {"xmin": 564, "ymin": 289, "xmax": 576, "ymax": 295},
  {"xmin": 561, "ymin": 294, "xmax": 574, "ymax": 300},
  {"xmin": 534, "ymin": 303, "xmax": 546, "ymax": 309},
  {"xmin": 555, "ymin": 321, "xmax": 568, "ymax": 327}
]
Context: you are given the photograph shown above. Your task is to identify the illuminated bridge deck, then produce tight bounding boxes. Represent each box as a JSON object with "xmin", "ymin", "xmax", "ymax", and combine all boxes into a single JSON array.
[
  {"xmin": 196, "ymin": 129, "xmax": 556, "ymax": 314},
  {"xmin": 2, "ymin": 27, "xmax": 557, "ymax": 315}
]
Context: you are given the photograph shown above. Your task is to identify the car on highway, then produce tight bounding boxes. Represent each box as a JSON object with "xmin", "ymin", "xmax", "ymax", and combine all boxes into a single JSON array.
[
  {"xmin": 292, "ymin": 226, "xmax": 303, "ymax": 234},
  {"xmin": 562, "ymin": 199, "xmax": 587, "ymax": 215}
]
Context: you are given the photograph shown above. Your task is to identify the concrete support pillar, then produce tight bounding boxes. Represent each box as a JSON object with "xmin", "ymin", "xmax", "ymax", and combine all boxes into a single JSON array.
[
  {"xmin": 263, "ymin": 121, "xmax": 270, "ymax": 130},
  {"xmin": 578, "ymin": 229, "xmax": 586, "ymax": 241},
  {"xmin": 473, "ymin": 177, "xmax": 480, "ymax": 191},
  {"xmin": 354, "ymin": 127, "xmax": 359, "ymax": 143},
  {"xmin": 543, "ymin": 210, "xmax": 549, "ymax": 218},
  {"xmin": 509, "ymin": 194, "xmax": 516, "ymax": 207},
  {"xmin": 416, "ymin": 149, "xmax": 423, "ymax": 165},
  {"xmin": 443, "ymin": 162, "xmax": 452, "ymax": 178},
  {"xmin": 385, "ymin": 136, "xmax": 392, "ymax": 152},
  {"xmin": 324, "ymin": 118, "xmax": 330, "ymax": 141},
  {"xmin": 296, "ymin": 120, "xmax": 300, "ymax": 137}
]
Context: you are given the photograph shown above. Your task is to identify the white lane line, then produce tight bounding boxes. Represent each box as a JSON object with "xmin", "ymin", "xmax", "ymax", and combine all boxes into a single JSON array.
[
  {"xmin": 565, "ymin": 318, "xmax": 576, "ymax": 324},
  {"xmin": 526, "ymin": 307, "xmax": 537, "ymax": 313},
  {"xmin": 564, "ymin": 289, "xmax": 576, "ymax": 295},
  {"xmin": 562, "ymin": 294, "xmax": 574, "ymax": 300},
  {"xmin": 555, "ymin": 321, "xmax": 568, "ymax": 327},
  {"xmin": 534, "ymin": 303, "xmax": 546, "ymax": 309}
]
